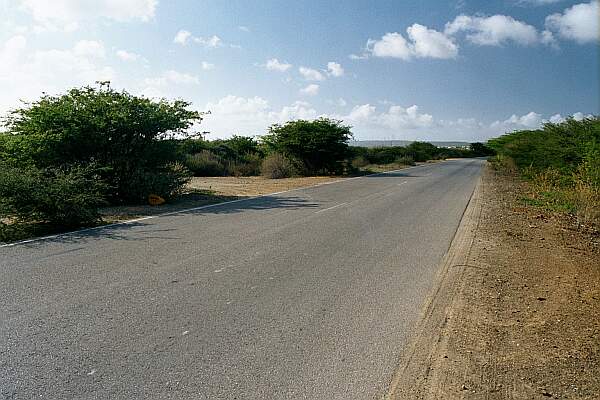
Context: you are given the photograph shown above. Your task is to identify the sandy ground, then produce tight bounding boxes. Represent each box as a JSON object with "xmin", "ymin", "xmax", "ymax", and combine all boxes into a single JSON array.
[
  {"xmin": 187, "ymin": 175, "xmax": 344, "ymax": 196},
  {"xmin": 100, "ymin": 175, "xmax": 344, "ymax": 222},
  {"xmin": 390, "ymin": 165, "xmax": 600, "ymax": 399}
]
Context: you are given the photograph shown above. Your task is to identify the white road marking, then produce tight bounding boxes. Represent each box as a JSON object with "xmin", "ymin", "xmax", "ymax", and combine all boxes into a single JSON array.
[
  {"xmin": 0, "ymin": 163, "xmax": 432, "ymax": 248},
  {"xmin": 315, "ymin": 202, "xmax": 348, "ymax": 214}
]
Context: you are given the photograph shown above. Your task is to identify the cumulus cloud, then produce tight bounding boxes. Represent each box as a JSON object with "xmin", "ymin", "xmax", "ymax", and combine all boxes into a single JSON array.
[
  {"xmin": 73, "ymin": 40, "xmax": 105, "ymax": 58},
  {"xmin": 445, "ymin": 14, "xmax": 540, "ymax": 46},
  {"xmin": 144, "ymin": 70, "xmax": 200, "ymax": 86},
  {"xmin": 201, "ymin": 95, "xmax": 318, "ymax": 136},
  {"xmin": 299, "ymin": 66, "xmax": 325, "ymax": 81},
  {"xmin": 116, "ymin": 49, "xmax": 141, "ymax": 61},
  {"xmin": 19, "ymin": 0, "xmax": 157, "ymax": 26},
  {"xmin": 366, "ymin": 24, "xmax": 458, "ymax": 60},
  {"xmin": 335, "ymin": 103, "xmax": 434, "ymax": 131},
  {"xmin": 173, "ymin": 30, "xmax": 191, "ymax": 44},
  {"xmin": 489, "ymin": 111, "xmax": 543, "ymax": 131},
  {"xmin": 407, "ymin": 24, "xmax": 459, "ymax": 58},
  {"xmin": 264, "ymin": 58, "xmax": 292, "ymax": 72},
  {"xmin": 300, "ymin": 84, "xmax": 320, "ymax": 96},
  {"xmin": 0, "ymin": 35, "xmax": 114, "ymax": 114},
  {"xmin": 545, "ymin": 1, "xmax": 599, "ymax": 43},
  {"xmin": 326, "ymin": 61, "xmax": 345, "ymax": 77},
  {"xmin": 173, "ymin": 30, "xmax": 222, "ymax": 48}
]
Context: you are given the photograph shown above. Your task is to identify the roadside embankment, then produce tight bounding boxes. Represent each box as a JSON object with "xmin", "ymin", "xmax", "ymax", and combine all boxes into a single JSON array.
[{"xmin": 389, "ymin": 164, "xmax": 600, "ymax": 399}]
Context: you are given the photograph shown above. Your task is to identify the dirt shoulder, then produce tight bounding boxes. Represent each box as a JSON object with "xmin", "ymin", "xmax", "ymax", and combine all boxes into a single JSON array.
[{"xmin": 389, "ymin": 164, "xmax": 600, "ymax": 399}]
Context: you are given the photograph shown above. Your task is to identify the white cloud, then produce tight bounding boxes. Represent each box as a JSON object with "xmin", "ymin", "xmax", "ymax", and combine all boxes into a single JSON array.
[
  {"xmin": 0, "ymin": 35, "xmax": 114, "ymax": 114},
  {"xmin": 349, "ymin": 53, "xmax": 369, "ymax": 60},
  {"xmin": 518, "ymin": 0, "xmax": 562, "ymax": 4},
  {"xmin": 201, "ymin": 95, "xmax": 318, "ymax": 136},
  {"xmin": 238, "ymin": 26, "xmax": 250, "ymax": 32},
  {"xmin": 198, "ymin": 94, "xmax": 594, "ymax": 141},
  {"xmin": 299, "ymin": 66, "xmax": 325, "ymax": 81},
  {"xmin": 326, "ymin": 61, "xmax": 345, "ymax": 77},
  {"xmin": 407, "ymin": 24, "xmax": 459, "ymax": 58},
  {"xmin": 335, "ymin": 103, "xmax": 434, "ymax": 131},
  {"xmin": 545, "ymin": 1, "xmax": 599, "ymax": 43},
  {"xmin": 201, "ymin": 61, "xmax": 215, "ymax": 70},
  {"xmin": 445, "ymin": 14, "xmax": 540, "ymax": 46},
  {"xmin": 73, "ymin": 40, "xmax": 105, "ymax": 58},
  {"xmin": 194, "ymin": 35, "xmax": 222, "ymax": 48},
  {"xmin": 328, "ymin": 98, "xmax": 347, "ymax": 107},
  {"xmin": 174, "ymin": 30, "xmax": 222, "ymax": 48},
  {"xmin": 264, "ymin": 58, "xmax": 292, "ymax": 72},
  {"xmin": 20, "ymin": 0, "xmax": 157, "ymax": 24},
  {"xmin": 365, "ymin": 24, "xmax": 457, "ymax": 60},
  {"xmin": 300, "ymin": 83, "xmax": 320, "ymax": 96},
  {"xmin": 145, "ymin": 70, "xmax": 200, "ymax": 86},
  {"xmin": 490, "ymin": 111, "xmax": 543, "ymax": 131},
  {"xmin": 116, "ymin": 49, "xmax": 141, "ymax": 61},
  {"xmin": 174, "ymin": 30, "xmax": 191, "ymax": 44},
  {"xmin": 368, "ymin": 32, "xmax": 413, "ymax": 60}
]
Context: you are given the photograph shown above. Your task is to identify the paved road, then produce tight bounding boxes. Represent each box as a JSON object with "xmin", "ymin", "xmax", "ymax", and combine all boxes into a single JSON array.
[{"xmin": 1, "ymin": 159, "xmax": 484, "ymax": 399}]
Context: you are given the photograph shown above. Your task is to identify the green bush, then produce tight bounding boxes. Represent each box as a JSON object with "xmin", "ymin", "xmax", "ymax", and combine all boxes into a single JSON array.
[
  {"xmin": 396, "ymin": 155, "xmax": 415, "ymax": 166},
  {"xmin": 489, "ymin": 116, "xmax": 600, "ymax": 227},
  {"xmin": 0, "ymin": 164, "xmax": 108, "ymax": 228},
  {"xmin": 227, "ymin": 153, "xmax": 262, "ymax": 177},
  {"xmin": 261, "ymin": 153, "xmax": 298, "ymax": 179},
  {"xmin": 262, "ymin": 118, "xmax": 352, "ymax": 175},
  {"xmin": 1, "ymin": 83, "xmax": 202, "ymax": 203},
  {"xmin": 124, "ymin": 163, "xmax": 191, "ymax": 203},
  {"xmin": 185, "ymin": 150, "xmax": 227, "ymax": 176}
]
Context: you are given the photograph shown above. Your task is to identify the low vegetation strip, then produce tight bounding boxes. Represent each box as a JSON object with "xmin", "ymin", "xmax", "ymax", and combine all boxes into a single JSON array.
[{"xmin": 489, "ymin": 117, "xmax": 600, "ymax": 230}]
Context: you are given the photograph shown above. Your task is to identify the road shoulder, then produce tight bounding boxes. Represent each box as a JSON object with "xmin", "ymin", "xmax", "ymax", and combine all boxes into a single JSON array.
[{"xmin": 387, "ymin": 164, "xmax": 600, "ymax": 399}]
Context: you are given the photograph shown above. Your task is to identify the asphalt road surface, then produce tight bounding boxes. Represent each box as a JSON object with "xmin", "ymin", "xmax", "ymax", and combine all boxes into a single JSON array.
[{"xmin": 1, "ymin": 159, "xmax": 484, "ymax": 399}]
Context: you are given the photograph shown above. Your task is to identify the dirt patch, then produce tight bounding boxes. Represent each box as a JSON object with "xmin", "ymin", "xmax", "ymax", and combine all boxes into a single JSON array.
[
  {"xmin": 390, "ymin": 165, "xmax": 600, "ymax": 399},
  {"xmin": 100, "ymin": 175, "xmax": 344, "ymax": 222},
  {"xmin": 187, "ymin": 175, "xmax": 344, "ymax": 197}
]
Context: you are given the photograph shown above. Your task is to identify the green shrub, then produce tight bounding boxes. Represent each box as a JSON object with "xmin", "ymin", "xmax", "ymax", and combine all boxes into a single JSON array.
[
  {"xmin": 262, "ymin": 118, "xmax": 352, "ymax": 175},
  {"xmin": 227, "ymin": 153, "xmax": 262, "ymax": 176},
  {"xmin": 2, "ymin": 83, "xmax": 202, "ymax": 203},
  {"xmin": 351, "ymin": 156, "xmax": 369, "ymax": 169},
  {"xmin": 185, "ymin": 150, "xmax": 227, "ymax": 176},
  {"xmin": 396, "ymin": 155, "xmax": 415, "ymax": 166},
  {"xmin": 0, "ymin": 164, "xmax": 108, "ymax": 228},
  {"xmin": 261, "ymin": 153, "xmax": 298, "ymax": 179},
  {"xmin": 490, "ymin": 116, "xmax": 600, "ymax": 227},
  {"xmin": 123, "ymin": 162, "xmax": 191, "ymax": 203}
]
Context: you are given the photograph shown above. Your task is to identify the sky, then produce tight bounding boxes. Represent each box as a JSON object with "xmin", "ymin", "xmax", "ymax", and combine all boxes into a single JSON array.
[{"xmin": 0, "ymin": 0, "xmax": 598, "ymax": 141}]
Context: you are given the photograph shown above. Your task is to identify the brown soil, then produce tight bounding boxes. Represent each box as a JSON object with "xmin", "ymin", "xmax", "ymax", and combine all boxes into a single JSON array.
[
  {"xmin": 187, "ymin": 175, "xmax": 344, "ymax": 197},
  {"xmin": 390, "ymin": 165, "xmax": 600, "ymax": 399},
  {"xmin": 100, "ymin": 175, "xmax": 344, "ymax": 222}
]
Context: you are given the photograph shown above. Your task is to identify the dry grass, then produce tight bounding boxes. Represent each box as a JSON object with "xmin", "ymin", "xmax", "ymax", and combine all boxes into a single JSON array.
[{"xmin": 187, "ymin": 175, "xmax": 344, "ymax": 197}]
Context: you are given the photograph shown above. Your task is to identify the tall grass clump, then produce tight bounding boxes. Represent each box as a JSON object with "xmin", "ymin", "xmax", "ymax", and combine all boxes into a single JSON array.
[{"xmin": 260, "ymin": 153, "xmax": 298, "ymax": 179}]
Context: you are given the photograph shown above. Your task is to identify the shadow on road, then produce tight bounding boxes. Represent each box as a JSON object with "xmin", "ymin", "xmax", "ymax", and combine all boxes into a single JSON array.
[{"xmin": 13, "ymin": 195, "xmax": 319, "ymax": 248}]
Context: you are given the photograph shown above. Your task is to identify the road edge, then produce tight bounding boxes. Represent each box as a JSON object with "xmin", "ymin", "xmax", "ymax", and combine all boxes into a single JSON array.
[
  {"xmin": 1, "ymin": 163, "xmax": 433, "ymax": 248},
  {"xmin": 384, "ymin": 169, "xmax": 485, "ymax": 399}
]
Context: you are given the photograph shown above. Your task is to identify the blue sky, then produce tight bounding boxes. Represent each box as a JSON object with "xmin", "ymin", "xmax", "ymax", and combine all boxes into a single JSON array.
[{"xmin": 0, "ymin": 0, "xmax": 598, "ymax": 141}]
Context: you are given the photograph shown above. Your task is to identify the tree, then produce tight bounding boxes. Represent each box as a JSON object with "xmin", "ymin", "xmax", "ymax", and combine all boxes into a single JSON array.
[
  {"xmin": 261, "ymin": 118, "xmax": 352, "ymax": 175},
  {"xmin": 2, "ymin": 83, "xmax": 203, "ymax": 202}
]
